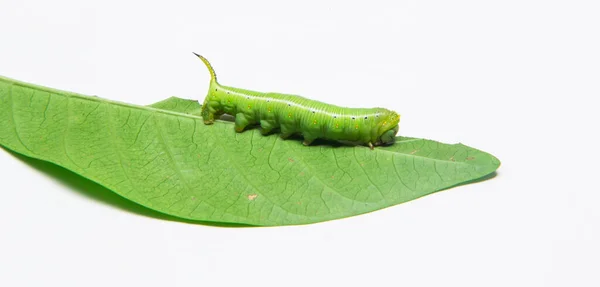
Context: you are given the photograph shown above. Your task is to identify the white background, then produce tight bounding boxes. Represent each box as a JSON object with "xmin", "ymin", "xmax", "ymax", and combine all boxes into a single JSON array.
[{"xmin": 1, "ymin": 1, "xmax": 598, "ymax": 286}]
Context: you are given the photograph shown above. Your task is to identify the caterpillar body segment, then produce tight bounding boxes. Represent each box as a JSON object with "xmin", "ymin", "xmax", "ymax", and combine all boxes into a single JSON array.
[{"xmin": 196, "ymin": 54, "xmax": 400, "ymax": 149}]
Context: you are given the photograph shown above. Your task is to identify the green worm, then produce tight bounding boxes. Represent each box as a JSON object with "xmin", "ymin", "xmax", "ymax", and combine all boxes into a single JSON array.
[{"xmin": 196, "ymin": 53, "xmax": 400, "ymax": 149}]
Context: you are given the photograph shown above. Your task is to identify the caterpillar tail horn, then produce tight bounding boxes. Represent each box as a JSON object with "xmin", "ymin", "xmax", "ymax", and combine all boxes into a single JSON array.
[
  {"xmin": 193, "ymin": 52, "xmax": 218, "ymax": 84},
  {"xmin": 194, "ymin": 53, "xmax": 219, "ymax": 124}
]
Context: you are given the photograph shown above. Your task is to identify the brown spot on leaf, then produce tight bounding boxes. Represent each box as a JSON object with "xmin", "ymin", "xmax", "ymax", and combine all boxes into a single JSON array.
[
  {"xmin": 288, "ymin": 158, "xmax": 294, "ymax": 163},
  {"xmin": 191, "ymin": 196, "xmax": 196, "ymax": 201},
  {"xmin": 299, "ymin": 172, "xmax": 304, "ymax": 176},
  {"xmin": 331, "ymin": 175, "xmax": 335, "ymax": 179},
  {"xmin": 410, "ymin": 150, "xmax": 418, "ymax": 154},
  {"xmin": 466, "ymin": 156, "xmax": 475, "ymax": 160},
  {"xmin": 449, "ymin": 156, "xmax": 455, "ymax": 162},
  {"xmin": 248, "ymin": 194, "xmax": 258, "ymax": 201}
]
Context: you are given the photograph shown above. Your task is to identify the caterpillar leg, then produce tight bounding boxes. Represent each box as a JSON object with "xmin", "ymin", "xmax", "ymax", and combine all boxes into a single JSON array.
[
  {"xmin": 234, "ymin": 113, "xmax": 250, "ymax": 132},
  {"xmin": 260, "ymin": 120, "xmax": 276, "ymax": 135},
  {"xmin": 302, "ymin": 139, "xmax": 315, "ymax": 146},
  {"xmin": 201, "ymin": 106, "xmax": 216, "ymax": 125},
  {"xmin": 280, "ymin": 124, "xmax": 294, "ymax": 139},
  {"xmin": 368, "ymin": 142, "xmax": 374, "ymax": 150},
  {"xmin": 302, "ymin": 135, "xmax": 316, "ymax": 146}
]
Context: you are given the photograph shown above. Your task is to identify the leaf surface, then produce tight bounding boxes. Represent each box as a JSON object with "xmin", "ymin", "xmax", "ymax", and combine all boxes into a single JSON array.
[{"xmin": 0, "ymin": 76, "xmax": 500, "ymax": 226}]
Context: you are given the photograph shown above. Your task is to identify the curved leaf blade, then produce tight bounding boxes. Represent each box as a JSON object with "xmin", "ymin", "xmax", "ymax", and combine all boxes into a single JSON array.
[{"xmin": 0, "ymin": 76, "xmax": 500, "ymax": 226}]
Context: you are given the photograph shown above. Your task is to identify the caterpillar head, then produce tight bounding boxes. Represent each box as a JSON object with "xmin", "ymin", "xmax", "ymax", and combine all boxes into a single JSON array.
[{"xmin": 376, "ymin": 110, "xmax": 400, "ymax": 146}]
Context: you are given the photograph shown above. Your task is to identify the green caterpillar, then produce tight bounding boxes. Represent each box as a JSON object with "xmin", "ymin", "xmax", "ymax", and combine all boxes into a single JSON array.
[{"xmin": 196, "ymin": 53, "xmax": 400, "ymax": 149}]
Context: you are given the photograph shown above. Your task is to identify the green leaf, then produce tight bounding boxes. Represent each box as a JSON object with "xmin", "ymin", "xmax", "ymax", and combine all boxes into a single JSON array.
[{"xmin": 0, "ymin": 76, "xmax": 500, "ymax": 226}]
